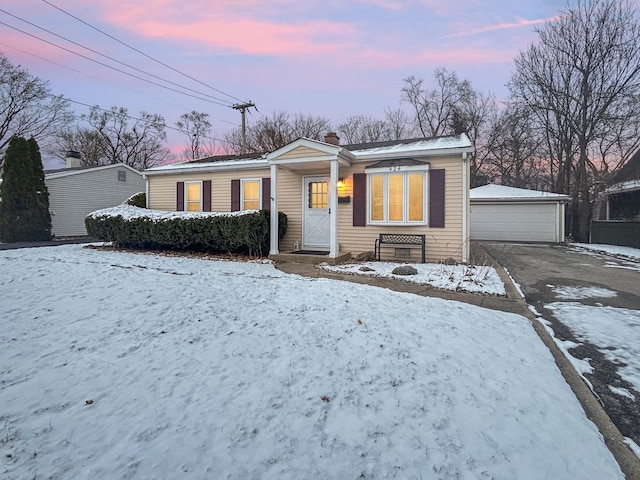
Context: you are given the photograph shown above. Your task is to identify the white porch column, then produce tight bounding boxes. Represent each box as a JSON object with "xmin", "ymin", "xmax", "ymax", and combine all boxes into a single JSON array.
[
  {"xmin": 269, "ymin": 163, "xmax": 279, "ymax": 255},
  {"xmin": 329, "ymin": 159, "xmax": 339, "ymax": 258}
]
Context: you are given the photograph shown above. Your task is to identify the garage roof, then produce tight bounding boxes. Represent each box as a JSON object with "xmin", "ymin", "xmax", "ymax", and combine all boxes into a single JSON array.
[{"xmin": 471, "ymin": 184, "xmax": 569, "ymax": 202}]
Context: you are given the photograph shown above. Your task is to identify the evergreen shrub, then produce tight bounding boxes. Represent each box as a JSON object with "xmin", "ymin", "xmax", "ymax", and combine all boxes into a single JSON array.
[
  {"xmin": 0, "ymin": 137, "xmax": 52, "ymax": 242},
  {"xmin": 124, "ymin": 192, "xmax": 146, "ymax": 208},
  {"xmin": 85, "ymin": 206, "xmax": 287, "ymax": 257}
]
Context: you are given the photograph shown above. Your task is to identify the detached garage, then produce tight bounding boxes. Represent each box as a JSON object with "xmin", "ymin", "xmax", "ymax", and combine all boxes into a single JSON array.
[{"xmin": 470, "ymin": 185, "xmax": 569, "ymax": 243}]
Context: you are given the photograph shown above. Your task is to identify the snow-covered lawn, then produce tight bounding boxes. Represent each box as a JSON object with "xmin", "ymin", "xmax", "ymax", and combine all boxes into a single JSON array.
[
  {"xmin": 322, "ymin": 261, "xmax": 506, "ymax": 296},
  {"xmin": 571, "ymin": 242, "xmax": 640, "ymax": 262},
  {"xmin": 0, "ymin": 244, "xmax": 624, "ymax": 479}
]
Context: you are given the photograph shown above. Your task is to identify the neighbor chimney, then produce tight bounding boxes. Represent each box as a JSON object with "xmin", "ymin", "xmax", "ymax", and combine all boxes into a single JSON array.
[
  {"xmin": 65, "ymin": 150, "xmax": 82, "ymax": 168},
  {"xmin": 324, "ymin": 132, "xmax": 340, "ymax": 146}
]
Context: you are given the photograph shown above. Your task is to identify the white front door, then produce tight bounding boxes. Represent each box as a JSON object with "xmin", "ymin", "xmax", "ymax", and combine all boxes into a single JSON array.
[{"xmin": 303, "ymin": 176, "xmax": 331, "ymax": 249}]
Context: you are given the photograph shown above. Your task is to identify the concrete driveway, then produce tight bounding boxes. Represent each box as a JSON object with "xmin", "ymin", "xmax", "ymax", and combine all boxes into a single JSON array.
[
  {"xmin": 479, "ymin": 241, "xmax": 640, "ymax": 461},
  {"xmin": 479, "ymin": 242, "xmax": 640, "ymax": 310}
]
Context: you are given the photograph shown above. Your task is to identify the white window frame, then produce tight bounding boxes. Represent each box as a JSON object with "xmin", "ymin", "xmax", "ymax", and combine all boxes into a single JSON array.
[
  {"xmin": 366, "ymin": 165, "xmax": 428, "ymax": 225},
  {"xmin": 241, "ymin": 178, "xmax": 262, "ymax": 210},
  {"xmin": 185, "ymin": 181, "xmax": 203, "ymax": 212}
]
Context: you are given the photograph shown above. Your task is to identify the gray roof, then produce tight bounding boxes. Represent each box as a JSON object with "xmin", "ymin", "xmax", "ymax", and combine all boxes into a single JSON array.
[{"xmin": 612, "ymin": 149, "xmax": 640, "ymax": 183}]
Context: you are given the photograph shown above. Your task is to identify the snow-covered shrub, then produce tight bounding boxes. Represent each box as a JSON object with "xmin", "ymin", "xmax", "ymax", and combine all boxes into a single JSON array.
[
  {"xmin": 124, "ymin": 192, "xmax": 146, "ymax": 208},
  {"xmin": 85, "ymin": 205, "xmax": 287, "ymax": 257}
]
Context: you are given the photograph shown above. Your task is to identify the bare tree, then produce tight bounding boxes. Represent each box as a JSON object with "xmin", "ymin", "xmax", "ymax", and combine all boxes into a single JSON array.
[
  {"xmin": 223, "ymin": 111, "xmax": 331, "ymax": 153},
  {"xmin": 510, "ymin": 0, "xmax": 640, "ymax": 241},
  {"xmin": 0, "ymin": 52, "xmax": 74, "ymax": 158},
  {"xmin": 485, "ymin": 103, "xmax": 546, "ymax": 188},
  {"xmin": 401, "ymin": 68, "xmax": 473, "ymax": 138},
  {"xmin": 384, "ymin": 107, "xmax": 417, "ymax": 140},
  {"xmin": 401, "ymin": 68, "xmax": 497, "ymax": 185},
  {"xmin": 176, "ymin": 111, "xmax": 215, "ymax": 160},
  {"xmin": 82, "ymin": 106, "xmax": 172, "ymax": 170},
  {"xmin": 337, "ymin": 114, "xmax": 392, "ymax": 144},
  {"xmin": 56, "ymin": 128, "xmax": 107, "ymax": 166}
]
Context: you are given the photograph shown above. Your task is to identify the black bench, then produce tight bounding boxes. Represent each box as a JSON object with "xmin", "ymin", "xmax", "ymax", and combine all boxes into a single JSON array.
[{"xmin": 374, "ymin": 233, "xmax": 426, "ymax": 263}]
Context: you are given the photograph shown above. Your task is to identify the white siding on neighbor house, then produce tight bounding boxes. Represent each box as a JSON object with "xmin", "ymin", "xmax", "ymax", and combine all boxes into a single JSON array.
[{"xmin": 46, "ymin": 166, "xmax": 145, "ymax": 237}]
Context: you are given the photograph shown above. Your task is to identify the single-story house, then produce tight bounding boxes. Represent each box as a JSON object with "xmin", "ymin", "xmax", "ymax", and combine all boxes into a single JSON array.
[
  {"xmin": 470, "ymin": 184, "xmax": 569, "ymax": 243},
  {"xmin": 46, "ymin": 163, "xmax": 145, "ymax": 237},
  {"xmin": 144, "ymin": 133, "xmax": 475, "ymax": 263}
]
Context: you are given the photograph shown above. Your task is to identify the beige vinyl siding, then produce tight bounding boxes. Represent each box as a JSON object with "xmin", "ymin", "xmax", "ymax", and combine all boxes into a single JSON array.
[
  {"xmin": 46, "ymin": 166, "xmax": 145, "ymax": 237},
  {"xmin": 336, "ymin": 156, "xmax": 466, "ymax": 263},
  {"xmin": 274, "ymin": 169, "xmax": 303, "ymax": 252},
  {"xmin": 277, "ymin": 145, "xmax": 325, "ymax": 160},
  {"xmin": 146, "ymin": 153, "xmax": 468, "ymax": 262},
  {"xmin": 147, "ymin": 169, "xmax": 271, "ymax": 211}
]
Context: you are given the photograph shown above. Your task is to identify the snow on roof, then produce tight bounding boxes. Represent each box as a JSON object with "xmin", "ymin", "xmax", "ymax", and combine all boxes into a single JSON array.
[
  {"xmin": 145, "ymin": 135, "xmax": 473, "ymax": 174},
  {"xmin": 471, "ymin": 184, "xmax": 570, "ymax": 201},
  {"xmin": 144, "ymin": 157, "xmax": 268, "ymax": 174},
  {"xmin": 348, "ymin": 134, "xmax": 473, "ymax": 157},
  {"xmin": 45, "ymin": 162, "xmax": 142, "ymax": 179},
  {"xmin": 604, "ymin": 179, "xmax": 640, "ymax": 194}
]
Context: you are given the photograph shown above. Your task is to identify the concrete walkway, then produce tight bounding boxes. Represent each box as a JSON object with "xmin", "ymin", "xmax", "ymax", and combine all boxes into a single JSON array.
[
  {"xmin": 0, "ymin": 237, "xmax": 97, "ymax": 250},
  {"xmin": 273, "ymin": 244, "xmax": 640, "ymax": 480}
]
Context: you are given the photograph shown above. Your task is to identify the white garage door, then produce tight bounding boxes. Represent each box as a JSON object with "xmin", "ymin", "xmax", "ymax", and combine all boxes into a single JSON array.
[{"xmin": 471, "ymin": 203, "xmax": 560, "ymax": 242}]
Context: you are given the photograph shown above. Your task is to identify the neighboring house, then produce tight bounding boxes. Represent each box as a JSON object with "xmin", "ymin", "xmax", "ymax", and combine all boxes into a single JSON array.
[
  {"xmin": 597, "ymin": 149, "xmax": 640, "ymax": 221},
  {"xmin": 470, "ymin": 184, "xmax": 569, "ymax": 243},
  {"xmin": 46, "ymin": 163, "xmax": 145, "ymax": 237},
  {"xmin": 591, "ymin": 150, "xmax": 640, "ymax": 248},
  {"xmin": 144, "ymin": 133, "xmax": 474, "ymax": 263}
]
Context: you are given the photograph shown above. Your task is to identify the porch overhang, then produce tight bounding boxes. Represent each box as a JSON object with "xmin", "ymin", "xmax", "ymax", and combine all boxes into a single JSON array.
[
  {"xmin": 267, "ymin": 138, "xmax": 353, "ymax": 259},
  {"xmin": 269, "ymin": 155, "xmax": 351, "ymax": 172}
]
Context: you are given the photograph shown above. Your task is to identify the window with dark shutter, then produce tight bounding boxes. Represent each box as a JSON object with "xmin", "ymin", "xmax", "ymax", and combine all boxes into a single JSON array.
[
  {"xmin": 262, "ymin": 178, "xmax": 271, "ymax": 210},
  {"xmin": 231, "ymin": 179, "xmax": 240, "ymax": 211},
  {"xmin": 429, "ymin": 169, "xmax": 445, "ymax": 228},
  {"xmin": 176, "ymin": 181, "xmax": 185, "ymax": 211},
  {"xmin": 203, "ymin": 180, "xmax": 212, "ymax": 212},
  {"xmin": 353, "ymin": 173, "xmax": 366, "ymax": 226}
]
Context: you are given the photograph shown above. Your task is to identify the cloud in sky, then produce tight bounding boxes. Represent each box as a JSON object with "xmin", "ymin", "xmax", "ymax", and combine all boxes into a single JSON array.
[
  {"xmin": 445, "ymin": 16, "xmax": 559, "ymax": 38},
  {"xmin": 0, "ymin": 0, "xmax": 563, "ymax": 163}
]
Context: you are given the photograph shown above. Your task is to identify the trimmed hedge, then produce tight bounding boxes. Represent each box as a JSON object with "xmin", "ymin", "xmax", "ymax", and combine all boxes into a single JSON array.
[{"xmin": 85, "ymin": 206, "xmax": 287, "ymax": 257}]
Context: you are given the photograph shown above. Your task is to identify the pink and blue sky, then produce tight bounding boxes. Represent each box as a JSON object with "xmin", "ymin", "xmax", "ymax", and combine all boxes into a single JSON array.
[{"xmin": 2, "ymin": 0, "xmax": 569, "ymax": 160}]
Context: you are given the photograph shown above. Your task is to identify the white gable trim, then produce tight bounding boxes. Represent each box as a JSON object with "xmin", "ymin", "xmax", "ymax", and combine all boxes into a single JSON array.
[{"xmin": 266, "ymin": 137, "xmax": 341, "ymax": 160}]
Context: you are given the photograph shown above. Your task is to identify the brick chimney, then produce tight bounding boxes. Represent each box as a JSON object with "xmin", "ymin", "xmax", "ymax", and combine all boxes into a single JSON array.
[{"xmin": 324, "ymin": 132, "xmax": 340, "ymax": 145}]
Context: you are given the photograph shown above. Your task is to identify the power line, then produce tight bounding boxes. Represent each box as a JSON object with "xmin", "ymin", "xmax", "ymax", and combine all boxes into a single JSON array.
[
  {"xmin": 0, "ymin": 8, "xmax": 235, "ymax": 106},
  {"xmin": 0, "ymin": 20, "xmax": 233, "ymax": 107},
  {"xmin": 40, "ymin": 0, "xmax": 245, "ymax": 104}
]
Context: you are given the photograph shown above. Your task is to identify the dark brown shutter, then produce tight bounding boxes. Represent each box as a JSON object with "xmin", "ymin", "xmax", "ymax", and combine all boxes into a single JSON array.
[
  {"xmin": 262, "ymin": 178, "xmax": 271, "ymax": 210},
  {"xmin": 231, "ymin": 179, "xmax": 240, "ymax": 211},
  {"xmin": 203, "ymin": 180, "xmax": 212, "ymax": 212},
  {"xmin": 429, "ymin": 169, "xmax": 445, "ymax": 228},
  {"xmin": 353, "ymin": 173, "xmax": 366, "ymax": 226},
  {"xmin": 176, "ymin": 182, "xmax": 185, "ymax": 211}
]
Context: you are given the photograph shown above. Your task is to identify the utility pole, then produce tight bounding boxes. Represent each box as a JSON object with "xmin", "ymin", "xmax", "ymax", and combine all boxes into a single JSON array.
[{"xmin": 232, "ymin": 101, "xmax": 255, "ymax": 153}]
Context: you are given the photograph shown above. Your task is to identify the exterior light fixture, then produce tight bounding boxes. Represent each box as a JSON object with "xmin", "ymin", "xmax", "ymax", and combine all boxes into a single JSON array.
[{"xmin": 337, "ymin": 177, "xmax": 345, "ymax": 188}]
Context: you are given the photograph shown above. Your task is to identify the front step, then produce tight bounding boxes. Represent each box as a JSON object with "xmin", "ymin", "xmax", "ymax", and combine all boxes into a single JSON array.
[{"xmin": 269, "ymin": 251, "xmax": 351, "ymax": 265}]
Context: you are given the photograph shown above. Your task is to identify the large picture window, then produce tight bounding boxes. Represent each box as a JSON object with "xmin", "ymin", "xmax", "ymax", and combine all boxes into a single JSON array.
[{"xmin": 368, "ymin": 170, "xmax": 427, "ymax": 224}]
